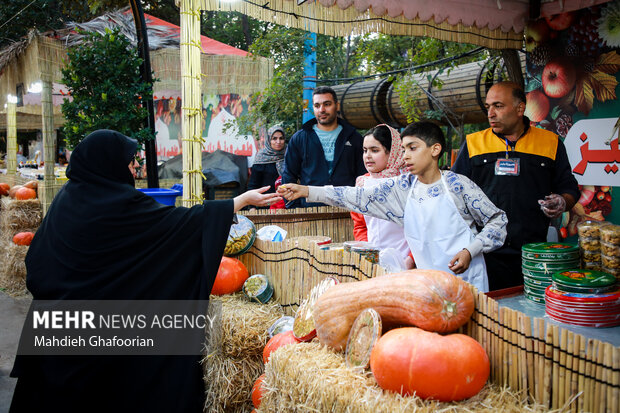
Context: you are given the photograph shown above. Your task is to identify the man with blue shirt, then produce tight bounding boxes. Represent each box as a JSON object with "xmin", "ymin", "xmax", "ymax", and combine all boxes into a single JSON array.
[{"xmin": 282, "ymin": 86, "xmax": 365, "ymax": 207}]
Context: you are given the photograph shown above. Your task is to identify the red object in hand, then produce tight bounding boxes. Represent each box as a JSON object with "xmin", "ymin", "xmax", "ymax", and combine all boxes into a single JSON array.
[{"xmin": 559, "ymin": 227, "xmax": 568, "ymax": 239}]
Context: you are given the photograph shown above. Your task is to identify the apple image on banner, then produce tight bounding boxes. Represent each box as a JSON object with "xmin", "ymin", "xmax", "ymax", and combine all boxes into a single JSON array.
[
  {"xmin": 525, "ymin": 19, "xmax": 551, "ymax": 52},
  {"xmin": 544, "ymin": 11, "xmax": 577, "ymax": 31},
  {"xmin": 524, "ymin": 90, "xmax": 550, "ymax": 123},
  {"xmin": 542, "ymin": 58, "xmax": 577, "ymax": 98}
]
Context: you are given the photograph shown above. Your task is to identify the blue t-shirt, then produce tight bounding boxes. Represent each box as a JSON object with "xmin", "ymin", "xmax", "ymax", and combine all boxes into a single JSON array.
[{"xmin": 313, "ymin": 124, "xmax": 342, "ymax": 174}]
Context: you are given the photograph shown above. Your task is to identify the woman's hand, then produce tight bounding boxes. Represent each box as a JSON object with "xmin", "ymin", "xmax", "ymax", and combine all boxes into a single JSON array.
[
  {"xmin": 234, "ymin": 186, "xmax": 282, "ymax": 212},
  {"xmin": 276, "ymin": 184, "xmax": 309, "ymax": 200},
  {"xmin": 448, "ymin": 249, "xmax": 472, "ymax": 274}
]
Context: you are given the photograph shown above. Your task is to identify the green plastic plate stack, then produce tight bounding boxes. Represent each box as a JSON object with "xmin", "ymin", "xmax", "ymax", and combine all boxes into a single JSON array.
[
  {"xmin": 551, "ymin": 269, "xmax": 617, "ymax": 294},
  {"xmin": 522, "ymin": 242, "xmax": 580, "ymax": 304}
]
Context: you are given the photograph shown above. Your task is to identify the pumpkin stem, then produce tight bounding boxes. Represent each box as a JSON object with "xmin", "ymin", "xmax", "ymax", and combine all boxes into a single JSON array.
[{"xmin": 443, "ymin": 300, "xmax": 457, "ymax": 319}]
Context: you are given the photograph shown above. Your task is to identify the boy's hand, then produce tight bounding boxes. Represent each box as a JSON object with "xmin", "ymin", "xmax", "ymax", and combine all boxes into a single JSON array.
[
  {"xmin": 448, "ymin": 249, "xmax": 472, "ymax": 274},
  {"xmin": 277, "ymin": 184, "xmax": 309, "ymax": 201},
  {"xmin": 234, "ymin": 186, "xmax": 282, "ymax": 212}
]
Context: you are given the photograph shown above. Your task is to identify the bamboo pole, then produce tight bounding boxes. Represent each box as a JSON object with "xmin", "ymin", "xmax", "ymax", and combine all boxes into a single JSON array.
[
  {"xmin": 6, "ymin": 101, "xmax": 17, "ymax": 175},
  {"xmin": 550, "ymin": 325, "xmax": 559, "ymax": 408},
  {"xmin": 585, "ymin": 339, "xmax": 594, "ymax": 411},
  {"xmin": 543, "ymin": 324, "xmax": 553, "ymax": 407},
  {"xmin": 578, "ymin": 336, "xmax": 586, "ymax": 412},
  {"xmin": 500, "ymin": 307, "xmax": 508, "ymax": 385},
  {"xmin": 557, "ymin": 328, "xmax": 567, "ymax": 408},
  {"xmin": 510, "ymin": 309, "xmax": 518, "ymax": 391},
  {"xmin": 594, "ymin": 341, "xmax": 604, "ymax": 413},
  {"xmin": 536, "ymin": 318, "xmax": 545, "ymax": 403},
  {"xmin": 41, "ymin": 79, "xmax": 55, "ymax": 214},
  {"xmin": 524, "ymin": 314, "xmax": 535, "ymax": 402},
  {"xmin": 604, "ymin": 342, "xmax": 612, "ymax": 413},
  {"xmin": 180, "ymin": 0, "xmax": 204, "ymax": 207},
  {"xmin": 564, "ymin": 331, "xmax": 574, "ymax": 411},
  {"xmin": 611, "ymin": 345, "xmax": 619, "ymax": 413},
  {"xmin": 493, "ymin": 299, "xmax": 501, "ymax": 384},
  {"xmin": 570, "ymin": 334, "xmax": 580, "ymax": 413}
]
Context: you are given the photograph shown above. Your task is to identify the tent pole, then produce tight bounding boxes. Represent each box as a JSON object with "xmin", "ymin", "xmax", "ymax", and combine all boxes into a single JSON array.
[{"xmin": 129, "ymin": 0, "xmax": 159, "ymax": 188}]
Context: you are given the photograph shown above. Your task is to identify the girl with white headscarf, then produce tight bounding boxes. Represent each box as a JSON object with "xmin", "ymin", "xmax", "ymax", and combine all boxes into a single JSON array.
[{"xmin": 351, "ymin": 124, "xmax": 413, "ymax": 267}]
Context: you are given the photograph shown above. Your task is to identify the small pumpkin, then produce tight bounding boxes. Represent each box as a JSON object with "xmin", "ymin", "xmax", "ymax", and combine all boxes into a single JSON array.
[
  {"xmin": 15, "ymin": 187, "xmax": 37, "ymax": 200},
  {"xmin": 0, "ymin": 182, "xmax": 9, "ymax": 196},
  {"xmin": 251, "ymin": 374, "xmax": 265, "ymax": 408},
  {"xmin": 262, "ymin": 330, "xmax": 300, "ymax": 363},
  {"xmin": 13, "ymin": 232, "xmax": 35, "ymax": 246},
  {"xmin": 23, "ymin": 180, "xmax": 38, "ymax": 190},
  {"xmin": 313, "ymin": 269, "xmax": 475, "ymax": 350},
  {"xmin": 210, "ymin": 257, "xmax": 249, "ymax": 295},
  {"xmin": 370, "ymin": 327, "xmax": 490, "ymax": 401},
  {"xmin": 9, "ymin": 185, "xmax": 23, "ymax": 198}
]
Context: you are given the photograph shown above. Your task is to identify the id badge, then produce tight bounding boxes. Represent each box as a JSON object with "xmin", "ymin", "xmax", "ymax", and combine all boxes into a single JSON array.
[{"xmin": 495, "ymin": 158, "xmax": 520, "ymax": 176}]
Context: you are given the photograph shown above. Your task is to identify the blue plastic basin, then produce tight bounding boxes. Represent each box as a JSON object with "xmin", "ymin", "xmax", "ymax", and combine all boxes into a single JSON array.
[{"xmin": 137, "ymin": 188, "xmax": 181, "ymax": 206}]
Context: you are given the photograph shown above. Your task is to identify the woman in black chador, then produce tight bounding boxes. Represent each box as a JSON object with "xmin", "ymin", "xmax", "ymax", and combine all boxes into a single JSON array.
[{"xmin": 9, "ymin": 130, "xmax": 280, "ymax": 412}]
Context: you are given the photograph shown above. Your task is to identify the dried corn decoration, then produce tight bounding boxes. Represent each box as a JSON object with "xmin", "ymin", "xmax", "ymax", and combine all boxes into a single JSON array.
[
  {"xmin": 6, "ymin": 101, "xmax": 17, "ymax": 175},
  {"xmin": 179, "ymin": 0, "xmax": 205, "ymax": 207}
]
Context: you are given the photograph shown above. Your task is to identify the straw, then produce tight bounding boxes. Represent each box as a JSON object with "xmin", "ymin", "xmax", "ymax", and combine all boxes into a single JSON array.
[
  {"xmin": 260, "ymin": 340, "xmax": 569, "ymax": 412},
  {"xmin": 0, "ymin": 242, "xmax": 29, "ymax": 297}
]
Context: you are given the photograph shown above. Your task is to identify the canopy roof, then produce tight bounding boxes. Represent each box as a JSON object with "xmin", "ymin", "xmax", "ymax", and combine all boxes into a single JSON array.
[{"xmin": 197, "ymin": 0, "xmax": 611, "ymax": 49}]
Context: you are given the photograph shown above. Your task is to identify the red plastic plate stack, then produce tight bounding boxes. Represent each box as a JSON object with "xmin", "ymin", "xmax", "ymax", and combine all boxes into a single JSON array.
[{"xmin": 544, "ymin": 285, "xmax": 620, "ymax": 328}]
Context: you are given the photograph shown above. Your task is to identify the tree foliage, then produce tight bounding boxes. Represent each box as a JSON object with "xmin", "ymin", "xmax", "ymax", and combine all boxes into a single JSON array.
[
  {"xmin": 233, "ymin": 22, "xmax": 483, "ymax": 139},
  {"xmin": 61, "ymin": 28, "xmax": 156, "ymax": 149},
  {"xmin": 0, "ymin": 0, "xmax": 82, "ymax": 49}
]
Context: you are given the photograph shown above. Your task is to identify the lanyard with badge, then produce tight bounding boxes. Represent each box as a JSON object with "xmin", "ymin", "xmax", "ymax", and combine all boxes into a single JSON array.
[{"xmin": 495, "ymin": 138, "xmax": 520, "ymax": 176}]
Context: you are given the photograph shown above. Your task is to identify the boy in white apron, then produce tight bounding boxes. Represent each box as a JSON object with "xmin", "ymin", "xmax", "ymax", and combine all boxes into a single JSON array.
[{"xmin": 278, "ymin": 122, "xmax": 508, "ymax": 292}]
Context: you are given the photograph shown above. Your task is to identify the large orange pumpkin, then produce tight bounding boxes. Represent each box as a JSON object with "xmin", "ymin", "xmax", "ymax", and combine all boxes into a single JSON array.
[
  {"xmin": 15, "ymin": 187, "xmax": 37, "ymax": 200},
  {"xmin": 262, "ymin": 330, "xmax": 300, "ymax": 363},
  {"xmin": 12, "ymin": 232, "xmax": 35, "ymax": 246},
  {"xmin": 0, "ymin": 183, "xmax": 10, "ymax": 196},
  {"xmin": 251, "ymin": 374, "xmax": 265, "ymax": 408},
  {"xmin": 210, "ymin": 257, "xmax": 249, "ymax": 295},
  {"xmin": 370, "ymin": 327, "xmax": 489, "ymax": 402}
]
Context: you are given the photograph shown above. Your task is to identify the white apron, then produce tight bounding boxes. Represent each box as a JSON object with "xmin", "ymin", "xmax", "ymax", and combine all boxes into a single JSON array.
[
  {"xmin": 404, "ymin": 174, "xmax": 489, "ymax": 292},
  {"xmin": 363, "ymin": 178, "xmax": 410, "ymax": 261}
]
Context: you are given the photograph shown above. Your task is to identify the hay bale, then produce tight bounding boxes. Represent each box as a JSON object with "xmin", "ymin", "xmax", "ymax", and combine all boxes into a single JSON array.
[
  {"xmin": 0, "ymin": 241, "xmax": 29, "ymax": 297},
  {"xmin": 260, "ymin": 341, "xmax": 563, "ymax": 413},
  {"xmin": 207, "ymin": 293, "xmax": 284, "ymax": 358},
  {"xmin": 203, "ymin": 354, "xmax": 263, "ymax": 413},
  {"xmin": 0, "ymin": 198, "xmax": 42, "ymax": 236},
  {"xmin": 203, "ymin": 294, "xmax": 283, "ymax": 413}
]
